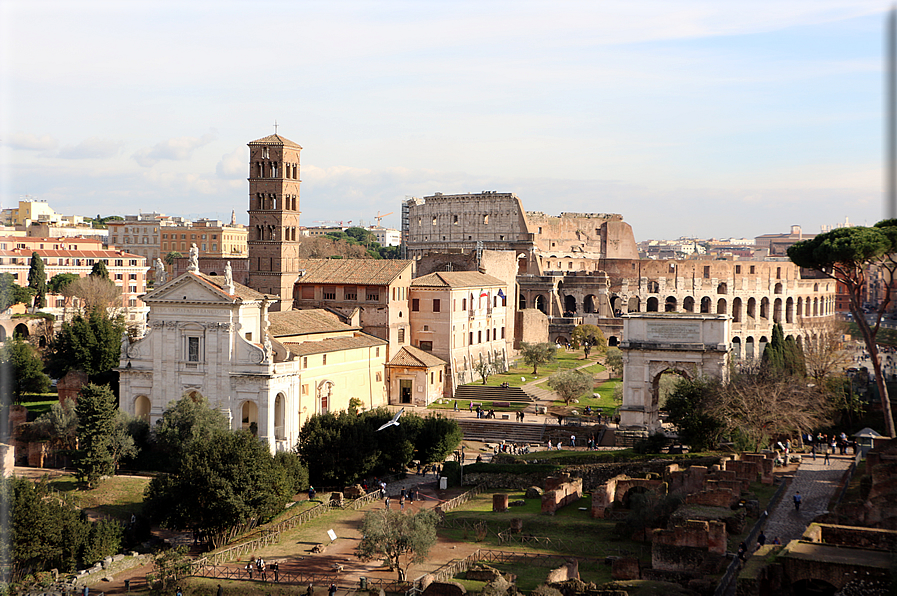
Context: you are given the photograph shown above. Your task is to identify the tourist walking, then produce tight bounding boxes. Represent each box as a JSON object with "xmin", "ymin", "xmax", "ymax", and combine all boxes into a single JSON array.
[{"xmin": 793, "ymin": 491, "xmax": 802, "ymax": 512}]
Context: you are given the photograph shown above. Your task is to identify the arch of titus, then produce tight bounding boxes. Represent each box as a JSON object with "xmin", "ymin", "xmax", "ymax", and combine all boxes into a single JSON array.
[{"xmin": 619, "ymin": 314, "xmax": 730, "ymax": 437}]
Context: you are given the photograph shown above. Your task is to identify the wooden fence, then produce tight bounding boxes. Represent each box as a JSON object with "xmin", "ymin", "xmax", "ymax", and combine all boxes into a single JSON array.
[
  {"xmin": 187, "ymin": 564, "xmax": 408, "ymax": 593},
  {"xmin": 438, "ymin": 484, "xmax": 486, "ymax": 513}
]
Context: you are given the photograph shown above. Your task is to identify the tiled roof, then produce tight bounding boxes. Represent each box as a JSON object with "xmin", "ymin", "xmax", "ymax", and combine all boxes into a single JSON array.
[
  {"xmin": 295, "ymin": 259, "xmax": 412, "ymax": 285},
  {"xmin": 411, "ymin": 271, "xmax": 506, "ymax": 289},
  {"xmin": 196, "ymin": 273, "xmax": 267, "ymax": 301},
  {"xmin": 283, "ymin": 333, "xmax": 387, "ymax": 356},
  {"xmin": 387, "ymin": 345, "xmax": 446, "ymax": 368},
  {"xmin": 248, "ymin": 134, "xmax": 303, "ymax": 148},
  {"xmin": 268, "ymin": 309, "xmax": 355, "ymax": 337},
  {"xmin": 0, "ymin": 249, "xmax": 144, "ymax": 260}
]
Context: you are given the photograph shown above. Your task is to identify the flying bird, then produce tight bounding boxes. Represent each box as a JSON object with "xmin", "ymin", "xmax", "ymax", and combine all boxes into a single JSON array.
[{"xmin": 377, "ymin": 408, "xmax": 404, "ymax": 431}]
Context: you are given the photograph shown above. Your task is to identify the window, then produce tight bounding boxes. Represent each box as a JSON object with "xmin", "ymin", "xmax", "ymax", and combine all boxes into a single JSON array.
[
  {"xmin": 115, "ymin": 259, "xmax": 123, "ymax": 266},
  {"xmin": 345, "ymin": 287, "xmax": 357, "ymax": 300},
  {"xmin": 420, "ymin": 340, "xmax": 433, "ymax": 351},
  {"xmin": 462, "ymin": 298, "xmax": 467, "ymax": 310},
  {"xmin": 129, "ymin": 273, "xmax": 137, "ymax": 280},
  {"xmin": 412, "ymin": 298, "xmax": 420, "ymax": 311},
  {"xmin": 129, "ymin": 285, "xmax": 137, "ymax": 293},
  {"xmin": 302, "ymin": 383, "xmax": 309, "ymax": 395},
  {"xmin": 367, "ymin": 292, "xmax": 379, "ymax": 301},
  {"xmin": 433, "ymin": 299, "xmax": 440, "ymax": 312},
  {"xmin": 703, "ymin": 266, "xmax": 710, "ymax": 279},
  {"xmin": 187, "ymin": 337, "xmax": 200, "ymax": 362},
  {"xmin": 430, "ymin": 372, "xmax": 435, "ymax": 384},
  {"xmin": 375, "ymin": 347, "xmax": 380, "ymax": 357},
  {"xmin": 323, "ymin": 287, "xmax": 336, "ymax": 300},
  {"xmin": 303, "ymin": 356, "xmax": 308, "ymax": 368},
  {"xmin": 469, "ymin": 331, "xmax": 473, "ymax": 345},
  {"xmin": 129, "ymin": 259, "xmax": 137, "ymax": 266},
  {"xmin": 398, "ymin": 328, "xmax": 405, "ymax": 343},
  {"xmin": 478, "ymin": 330, "xmax": 482, "ymax": 343},
  {"xmin": 735, "ymin": 265, "xmax": 741, "ymax": 274},
  {"xmin": 212, "ymin": 244, "xmax": 217, "ymax": 251},
  {"xmin": 501, "ymin": 326, "xmax": 505, "ymax": 339},
  {"xmin": 245, "ymin": 332, "xmax": 253, "ymax": 341},
  {"xmin": 128, "ymin": 298, "xmax": 137, "ymax": 307},
  {"xmin": 375, "ymin": 372, "xmax": 382, "ymax": 382},
  {"xmin": 115, "ymin": 274, "xmax": 123, "ymax": 280},
  {"xmin": 750, "ymin": 265, "xmax": 755, "ymax": 274},
  {"xmin": 322, "ymin": 354, "xmax": 327, "ymax": 365}
]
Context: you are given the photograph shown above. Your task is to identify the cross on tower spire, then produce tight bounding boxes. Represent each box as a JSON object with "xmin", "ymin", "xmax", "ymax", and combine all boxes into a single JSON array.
[{"xmin": 273, "ymin": 120, "xmax": 279, "ymax": 135}]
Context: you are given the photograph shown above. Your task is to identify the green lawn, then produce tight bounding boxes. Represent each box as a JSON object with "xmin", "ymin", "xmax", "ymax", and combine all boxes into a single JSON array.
[
  {"xmin": 47, "ymin": 473, "xmax": 153, "ymax": 521},
  {"xmin": 17, "ymin": 392, "xmax": 59, "ymax": 417},
  {"xmin": 551, "ymin": 377, "xmax": 621, "ymax": 414},
  {"xmin": 463, "ymin": 349, "xmax": 600, "ymax": 388}
]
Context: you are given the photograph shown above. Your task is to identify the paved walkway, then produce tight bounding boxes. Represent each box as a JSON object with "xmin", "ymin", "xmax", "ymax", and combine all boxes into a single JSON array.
[{"xmin": 762, "ymin": 452, "xmax": 854, "ymax": 544}]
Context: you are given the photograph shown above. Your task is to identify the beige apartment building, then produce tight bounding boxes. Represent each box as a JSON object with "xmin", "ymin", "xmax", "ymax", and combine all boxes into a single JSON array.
[
  {"xmin": 108, "ymin": 214, "xmax": 246, "ymax": 282},
  {"xmin": 0, "ymin": 235, "xmax": 148, "ymax": 326},
  {"xmin": 292, "ymin": 259, "xmax": 414, "ymax": 354},
  {"xmin": 409, "ymin": 271, "xmax": 510, "ymax": 397}
]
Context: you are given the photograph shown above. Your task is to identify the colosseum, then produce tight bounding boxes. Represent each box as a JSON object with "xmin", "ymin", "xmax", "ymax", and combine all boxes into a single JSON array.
[{"xmin": 404, "ymin": 191, "xmax": 836, "ymax": 356}]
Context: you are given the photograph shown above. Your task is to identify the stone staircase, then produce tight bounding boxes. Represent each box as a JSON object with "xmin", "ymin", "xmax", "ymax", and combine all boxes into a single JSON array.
[
  {"xmin": 453, "ymin": 384, "xmax": 535, "ymax": 403},
  {"xmin": 456, "ymin": 419, "xmax": 546, "ymax": 444}
]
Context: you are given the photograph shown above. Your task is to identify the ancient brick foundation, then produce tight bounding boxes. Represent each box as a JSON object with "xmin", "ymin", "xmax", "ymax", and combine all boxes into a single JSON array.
[
  {"xmin": 541, "ymin": 475, "xmax": 582, "ymax": 515},
  {"xmin": 651, "ymin": 520, "xmax": 727, "ymax": 573},
  {"xmin": 493, "ymin": 493, "xmax": 509, "ymax": 512}
]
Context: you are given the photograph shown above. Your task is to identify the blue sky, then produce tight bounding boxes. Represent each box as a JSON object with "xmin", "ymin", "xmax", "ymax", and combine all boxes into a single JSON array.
[{"xmin": 1, "ymin": 0, "xmax": 892, "ymax": 241}]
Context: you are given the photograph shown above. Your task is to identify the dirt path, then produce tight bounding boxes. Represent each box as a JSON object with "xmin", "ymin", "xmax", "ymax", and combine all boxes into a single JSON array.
[{"xmin": 97, "ymin": 477, "xmax": 481, "ymax": 594}]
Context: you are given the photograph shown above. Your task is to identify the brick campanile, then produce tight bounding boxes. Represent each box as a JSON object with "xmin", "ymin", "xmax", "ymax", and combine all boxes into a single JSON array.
[{"xmin": 247, "ymin": 133, "xmax": 303, "ymax": 309}]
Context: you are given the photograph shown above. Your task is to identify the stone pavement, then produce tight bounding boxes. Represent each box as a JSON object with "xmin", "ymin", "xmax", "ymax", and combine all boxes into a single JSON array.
[{"xmin": 761, "ymin": 452, "xmax": 854, "ymax": 545}]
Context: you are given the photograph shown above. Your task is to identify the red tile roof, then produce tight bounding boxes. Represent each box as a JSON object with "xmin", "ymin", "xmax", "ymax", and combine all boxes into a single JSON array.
[
  {"xmin": 283, "ymin": 333, "xmax": 387, "ymax": 356},
  {"xmin": 294, "ymin": 259, "xmax": 412, "ymax": 286},
  {"xmin": 268, "ymin": 309, "xmax": 355, "ymax": 337},
  {"xmin": 248, "ymin": 134, "xmax": 303, "ymax": 148},
  {"xmin": 387, "ymin": 345, "xmax": 446, "ymax": 368},
  {"xmin": 411, "ymin": 271, "xmax": 505, "ymax": 289}
]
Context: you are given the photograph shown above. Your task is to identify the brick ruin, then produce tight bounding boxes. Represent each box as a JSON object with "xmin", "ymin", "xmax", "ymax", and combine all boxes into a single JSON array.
[{"xmin": 541, "ymin": 474, "xmax": 583, "ymax": 515}]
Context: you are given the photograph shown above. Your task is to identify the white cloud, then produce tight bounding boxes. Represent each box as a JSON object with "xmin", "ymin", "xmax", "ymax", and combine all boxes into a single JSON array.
[
  {"xmin": 57, "ymin": 137, "xmax": 123, "ymax": 159},
  {"xmin": 216, "ymin": 147, "xmax": 247, "ymax": 179},
  {"xmin": 133, "ymin": 132, "xmax": 217, "ymax": 167},
  {"xmin": 3, "ymin": 132, "xmax": 58, "ymax": 151}
]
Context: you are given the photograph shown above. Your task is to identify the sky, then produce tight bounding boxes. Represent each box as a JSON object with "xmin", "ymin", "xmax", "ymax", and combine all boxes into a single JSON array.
[{"xmin": 1, "ymin": 0, "xmax": 894, "ymax": 242}]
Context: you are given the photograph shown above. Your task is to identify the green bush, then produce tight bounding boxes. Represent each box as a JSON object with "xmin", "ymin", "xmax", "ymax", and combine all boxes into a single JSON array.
[
  {"xmin": 633, "ymin": 432, "xmax": 668, "ymax": 454},
  {"xmin": 462, "ymin": 463, "xmax": 562, "ymax": 475}
]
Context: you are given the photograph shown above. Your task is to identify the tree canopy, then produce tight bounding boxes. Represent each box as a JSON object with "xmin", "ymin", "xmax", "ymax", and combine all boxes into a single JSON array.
[
  {"xmin": 90, "ymin": 261, "xmax": 109, "ymax": 279},
  {"xmin": 604, "ymin": 347, "xmax": 623, "ymax": 378},
  {"xmin": 0, "ymin": 272, "xmax": 34, "ymax": 311},
  {"xmin": 152, "ymin": 394, "xmax": 230, "ymax": 471},
  {"xmin": 355, "ymin": 509, "xmax": 438, "ymax": 581},
  {"xmin": 62, "ymin": 275, "xmax": 122, "ymax": 313},
  {"xmin": 3, "ymin": 476, "xmax": 122, "ymax": 580},
  {"xmin": 1, "ymin": 338, "xmax": 51, "ymax": 400},
  {"xmin": 665, "ymin": 376, "xmax": 726, "ymax": 451},
  {"xmin": 520, "ymin": 342, "xmax": 556, "ymax": 375},
  {"xmin": 27, "ymin": 252, "xmax": 46, "ymax": 310},
  {"xmin": 143, "ymin": 430, "xmax": 296, "ymax": 548},
  {"xmin": 571, "ymin": 324, "xmax": 606, "ymax": 357},
  {"xmin": 47, "ymin": 272, "xmax": 79, "ymax": 295},
  {"xmin": 788, "ymin": 222, "xmax": 897, "ymax": 437},
  {"xmin": 47, "ymin": 308, "xmax": 125, "ymax": 379},
  {"xmin": 74, "ymin": 383, "xmax": 118, "ymax": 486},
  {"xmin": 547, "ymin": 369, "xmax": 594, "ymax": 405},
  {"xmin": 297, "ymin": 409, "xmax": 461, "ymax": 487}
]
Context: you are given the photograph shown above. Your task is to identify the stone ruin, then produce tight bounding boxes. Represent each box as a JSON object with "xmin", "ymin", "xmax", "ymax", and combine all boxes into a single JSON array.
[{"xmin": 541, "ymin": 474, "xmax": 583, "ymax": 515}]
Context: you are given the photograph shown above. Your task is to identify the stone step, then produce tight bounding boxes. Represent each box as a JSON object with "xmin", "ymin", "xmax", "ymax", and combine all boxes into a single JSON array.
[
  {"xmin": 454, "ymin": 384, "xmax": 534, "ymax": 403},
  {"xmin": 456, "ymin": 419, "xmax": 546, "ymax": 444}
]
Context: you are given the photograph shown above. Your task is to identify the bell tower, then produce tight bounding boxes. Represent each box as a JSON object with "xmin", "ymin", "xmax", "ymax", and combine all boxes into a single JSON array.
[{"xmin": 247, "ymin": 133, "xmax": 303, "ymax": 309}]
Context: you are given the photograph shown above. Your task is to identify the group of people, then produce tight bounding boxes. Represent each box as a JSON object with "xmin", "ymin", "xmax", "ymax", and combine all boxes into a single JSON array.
[
  {"xmin": 245, "ymin": 557, "xmax": 278, "ymax": 581},
  {"xmin": 384, "ymin": 486, "xmax": 421, "ymax": 510},
  {"xmin": 736, "ymin": 531, "xmax": 782, "ymax": 561},
  {"xmin": 494, "ymin": 441, "xmax": 530, "ymax": 455}
]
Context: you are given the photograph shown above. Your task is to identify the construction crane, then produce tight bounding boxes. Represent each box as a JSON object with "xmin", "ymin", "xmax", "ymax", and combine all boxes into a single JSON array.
[{"xmin": 373, "ymin": 211, "xmax": 393, "ymax": 227}]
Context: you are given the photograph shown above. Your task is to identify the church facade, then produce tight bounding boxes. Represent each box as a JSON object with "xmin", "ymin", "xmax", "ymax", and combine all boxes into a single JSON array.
[{"xmin": 118, "ymin": 268, "xmax": 388, "ymax": 452}]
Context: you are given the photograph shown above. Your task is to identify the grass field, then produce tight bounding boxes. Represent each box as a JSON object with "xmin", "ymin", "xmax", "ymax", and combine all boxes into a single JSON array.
[
  {"xmin": 16, "ymin": 391, "xmax": 59, "ymax": 417},
  {"xmin": 47, "ymin": 473, "xmax": 153, "ymax": 521},
  {"xmin": 460, "ymin": 349, "xmax": 600, "ymax": 389},
  {"xmin": 551, "ymin": 377, "xmax": 621, "ymax": 413}
]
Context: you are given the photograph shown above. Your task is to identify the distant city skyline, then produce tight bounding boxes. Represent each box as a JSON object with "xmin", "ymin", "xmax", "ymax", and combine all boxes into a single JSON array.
[{"xmin": 2, "ymin": 1, "xmax": 893, "ymax": 242}]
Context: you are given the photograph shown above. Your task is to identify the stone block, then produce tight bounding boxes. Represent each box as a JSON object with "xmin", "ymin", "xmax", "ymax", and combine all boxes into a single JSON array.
[
  {"xmin": 525, "ymin": 486, "xmax": 543, "ymax": 499},
  {"xmin": 493, "ymin": 493, "xmax": 508, "ymax": 512},
  {"xmin": 344, "ymin": 484, "xmax": 366, "ymax": 498}
]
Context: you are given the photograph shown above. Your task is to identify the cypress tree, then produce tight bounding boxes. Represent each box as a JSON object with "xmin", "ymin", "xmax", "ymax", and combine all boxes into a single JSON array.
[{"xmin": 28, "ymin": 251, "xmax": 46, "ymax": 310}]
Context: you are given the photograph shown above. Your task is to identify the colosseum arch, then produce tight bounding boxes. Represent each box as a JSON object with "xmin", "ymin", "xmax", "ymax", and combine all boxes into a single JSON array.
[
  {"xmin": 732, "ymin": 298, "xmax": 742, "ymax": 323},
  {"xmin": 774, "ymin": 298, "xmax": 783, "ymax": 323},
  {"xmin": 747, "ymin": 298, "xmax": 756, "ymax": 319},
  {"xmin": 760, "ymin": 297, "xmax": 770, "ymax": 320},
  {"xmin": 564, "ymin": 295, "xmax": 577, "ymax": 314},
  {"xmin": 619, "ymin": 314, "xmax": 730, "ymax": 434},
  {"xmin": 519, "ymin": 295, "xmax": 527, "ymax": 310},
  {"xmin": 786, "ymin": 297, "xmax": 794, "ymax": 323},
  {"xmin": 683, "ymin": 296, "xmax": 695, "ymax": 312},
  {"xmin": 534, "ymin": 294, "xmax": 548, "ymax": 314},
  {"xmin": 731, "ymin": 336, "xmax": 742, "ymax": 360},
  {"xmin": 646, "ymin": 297, "xmax": 659, "ymax": 312},
  {"xmin": 700, "ymin": 297, "xmax": 711, "ymax": 313},
  {"xmin": 628, "ymin": 296, "xmax": 640, "ymax": 312},
  {"xmin": 717, "ymin": 298, "xmax": 727, "ymax": 315},
  {"xmin": 664, "ymin": 296, "xmax": 677, "ymax": 312},
  {"xmin": 604, "ymin": 295, "xmax": 617, "ymax": 314}
]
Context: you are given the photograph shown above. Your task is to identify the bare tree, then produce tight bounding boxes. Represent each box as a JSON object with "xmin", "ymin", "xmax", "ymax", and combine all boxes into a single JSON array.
[
  {"xmin": 473, "ymin": 356, "xmax": 493, "ymax": 384},
  {"xmin": 802, "ymin": 321, "xmax": 852, "ymax": 387},
  {"xmin": 62, "ymin": 275, "xmax": 122, "ymax": 315},
  {"xmin": 711, "ymin": 368, "xmax": 833, "ymax": 452}
]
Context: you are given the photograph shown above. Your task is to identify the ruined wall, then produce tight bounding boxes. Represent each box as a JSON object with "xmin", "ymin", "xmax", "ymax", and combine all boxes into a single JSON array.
[
  {"xmin": 515, "ymin": 308, "xmax": 549, "ymax": 347},
  {"xmin": 652, "ymin": 520, "xmax": 728, "ymax": 571},
  {"xmin": 0, "ymin": 443, "xmax": 14, "ymax": 477},
  {"xmin": 541, "ymin": 475, "xmax": 583, "ymax": 514}
]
